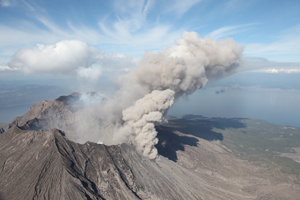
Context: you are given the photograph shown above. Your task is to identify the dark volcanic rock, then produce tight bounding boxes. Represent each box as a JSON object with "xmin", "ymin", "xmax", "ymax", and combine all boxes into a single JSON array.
[
  {"xmin": 0, "ymin": 127, "xmax": 145, "ymax": 199},
  {"xmin": 1, "ymin": 94, "xmax": 300, "ymax": 200},
  {"xmin": 0, "ymin": 126, "xmax": 207, "ymax": 200}
]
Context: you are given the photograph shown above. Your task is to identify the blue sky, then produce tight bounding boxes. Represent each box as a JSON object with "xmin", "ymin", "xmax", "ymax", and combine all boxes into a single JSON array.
[
  {"xmin": 0, "ymin": 0, "xmax": 300, "ymax": 67},
  {"xmin": 0, "ymin": 0, "xmax": 300, "ymax": 127},
  {"xmin": 0, "ymin": 0, "xmax": 300, "ymax": 82}
]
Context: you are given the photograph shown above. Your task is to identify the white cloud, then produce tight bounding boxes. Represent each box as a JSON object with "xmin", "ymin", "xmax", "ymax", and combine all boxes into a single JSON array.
[
  {"xmin": 245, "ymin": 24, "xmax": 300, "ymax": 62},
  {"xmin": 77, "ymin": 66, "xmax": 102, "ymax": 80},
  {"xmin": 143, "ymin": 0, "xmax": 155, "ymax": 16},
  {"xmin": 0, "ymin": 24, "xmax": 59, "ymax": 49},
  {"xmin": 110, "ymin": 0, "xmax": 151, "ymax": 36},
  {"xmin": 209, "ymin": 24, "xmax": 256, "ymax": 39},
  {"xmin": 251, "ymin": 68, "xmax": 300, "ymax": 74},
  {"xmin": 97, "ymin": 0, "xmax": 183, "ymax": 50},
  {"xmin": 0, "ymin": 0, "xmax": 185, "ymax": 61},
  {"xmin": 0, "ymin": 0, "xmax": 13, "ymax": 7},
  {"xmin": 0, "ymin": 65, "xmax": 19, "ymax": 71},
  {"xmin": 208, "ymin": 23, "xmax": 300, "ymax": 63},
  {"xmin": 37, "ymin": 17, "xmax": 71, "ymax": 38},
  {"xmin": 0, "ymin": 0, "xmax": 41, "ymax": 11},
  {"xmin": 0, "ymin": 0, "xmax": 204, "ymax": 65},
  {"xmin": 241, "ymin": 56, "xmax": 300, "ymax": 74},
  {"xmin": 98, "ymin": 18, "xmax": 183, "ymax": 55},
  {"xmin": 9, "ymin": 40, "xmax": 93, "ymax": 74},
  {"xmin": 168, "ymin": 0, "xmax": 202, "ymax": 16},
  {"xmin": 7, "ymin": 40, "xmax": 136, "ymax": 79},
  {"xmin": 224, "ymin": 0, "xmax": 254, "ymax": 12}
]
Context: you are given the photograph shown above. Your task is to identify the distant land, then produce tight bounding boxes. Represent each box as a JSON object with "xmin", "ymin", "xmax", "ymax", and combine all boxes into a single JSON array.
[
  {"xmin": 0, "ymin": 84, "xmax": 71, "ymax": 124},
  {"xmin": 166, "ymin": 115, "xmax": 300, "ymax": 176}
]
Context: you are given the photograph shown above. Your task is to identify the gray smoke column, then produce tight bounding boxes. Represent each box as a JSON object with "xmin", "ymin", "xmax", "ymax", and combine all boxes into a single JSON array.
[
  {"xmin": 119, "ymin": 89, "xmax": 175, "ymax": 159},
  {"xmin": 7, "ymin": 31, "xmax": 243, "ymax": 159},
  {"xmin": 108, "ymin": 31, "xmax": 243, "ymax": 159}
]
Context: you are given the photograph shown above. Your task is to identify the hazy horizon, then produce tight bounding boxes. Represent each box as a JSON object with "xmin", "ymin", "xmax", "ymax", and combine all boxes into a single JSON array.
[{"xmin": 1, "ymin": 71, "xmax": 299, "ymax": 128}]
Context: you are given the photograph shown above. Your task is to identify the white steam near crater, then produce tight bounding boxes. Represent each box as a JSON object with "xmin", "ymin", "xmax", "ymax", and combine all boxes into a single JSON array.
[{"xmin": 8, "ymin": 31, "xmax": 243, "ymax": 159}]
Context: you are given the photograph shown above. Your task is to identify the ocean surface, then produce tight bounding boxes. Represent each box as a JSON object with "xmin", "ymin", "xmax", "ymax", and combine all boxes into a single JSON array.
[
  {"xmin": 0, "ymin": 104, "xmax": 32, "ymax": 125},
  {"xmin": 168, "ymin": 89, "xmax": 300, "ymax": 128},
  {"xmin": 1, "ymin": 87, "xmax": 299, "ymax": 128}
]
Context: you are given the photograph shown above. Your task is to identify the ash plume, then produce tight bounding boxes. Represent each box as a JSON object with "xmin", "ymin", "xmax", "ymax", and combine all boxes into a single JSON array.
[
  {"xmin": 8, "ymin": 31, "xmax": 243, "ymax": 159},
  {"xmin": 90, "ymin": 31, "xmax": 243, "ymax": 159},
  {"xmin": 119, "ymin": 89, "xmax": 175, "ymax": 159}
]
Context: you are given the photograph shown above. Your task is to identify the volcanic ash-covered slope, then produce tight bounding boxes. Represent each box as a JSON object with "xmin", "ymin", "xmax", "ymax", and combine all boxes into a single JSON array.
[
  {"xmin": 1, "ymin": 95, "xmax": 300, "ymax": 200},
  {"xmin": 0, "ymin": 126, "xmax": 181, "ymax": 200},
  {"xmin": 0, "ymin": 124, "xmax": 248, "ymax": 200}
]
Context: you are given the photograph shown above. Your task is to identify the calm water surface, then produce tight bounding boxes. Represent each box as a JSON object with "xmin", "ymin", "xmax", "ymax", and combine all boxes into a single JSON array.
[
  {"xmin": 1, "ymin": 90, "xmax": 299, "ymax": 128},
  {"xmin": 169, "ymin": 89, "xmax": 300, "ymax": 127},
  {"xmin": 0, "ymin": 104, "xmax": 32, "ymax": 125}
]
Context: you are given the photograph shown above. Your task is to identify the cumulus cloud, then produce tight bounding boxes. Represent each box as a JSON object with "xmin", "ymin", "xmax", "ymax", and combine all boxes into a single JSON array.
[
  {"xmin": 9, "ymin": 40, "xmax": 93, "ymax": 74},
  {"xmin": 8, "ymin": 40, "xmax": 136, "ymax": 80}
]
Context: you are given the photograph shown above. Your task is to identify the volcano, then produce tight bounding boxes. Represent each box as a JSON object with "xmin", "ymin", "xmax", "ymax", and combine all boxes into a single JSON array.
[{"xmin": 0, "ymin": 94, "xmax": 299, "ymax": 200}]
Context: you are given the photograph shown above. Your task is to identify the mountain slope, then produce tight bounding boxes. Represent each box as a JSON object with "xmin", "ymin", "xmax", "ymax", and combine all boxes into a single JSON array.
[
  {"xmin": 0, "ymin": 126, "xmax": 248, "ymax": 200},
  {"xmin": 0, "ymin": 95, "xmax": 300, "ymax": 199}
]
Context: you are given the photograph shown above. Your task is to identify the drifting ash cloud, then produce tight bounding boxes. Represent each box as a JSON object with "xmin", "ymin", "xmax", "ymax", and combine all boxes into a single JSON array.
[
  {"xmin": 86, "ymin": 31, "xmax": 243, "ymax": 159},
  {"xmin": 8, "ymin": 31, "xmax": 243, "ymax": 159}
]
